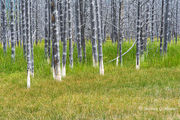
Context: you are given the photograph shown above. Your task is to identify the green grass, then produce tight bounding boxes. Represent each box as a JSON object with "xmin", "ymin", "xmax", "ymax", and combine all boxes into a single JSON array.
[{"xmin": 0, "ymin": 40, "xmax": 180, "ymax": 119}]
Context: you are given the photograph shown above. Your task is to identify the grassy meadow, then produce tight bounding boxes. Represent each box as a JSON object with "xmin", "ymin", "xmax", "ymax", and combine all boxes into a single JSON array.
[{"xmin": 0, "ymin": 39, "xmax": 180, "ymax": 119}]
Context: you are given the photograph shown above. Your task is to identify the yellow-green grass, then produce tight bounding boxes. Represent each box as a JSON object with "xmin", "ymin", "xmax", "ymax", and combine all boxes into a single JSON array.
[{"xmin": 0, "ymin": 40, "xmax": 180, "ymax": 119}]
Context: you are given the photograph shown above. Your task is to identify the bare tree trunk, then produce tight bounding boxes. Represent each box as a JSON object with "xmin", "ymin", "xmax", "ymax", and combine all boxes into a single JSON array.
[
  {"xmin": 15, "ymin": 1, "xmax": 19, "ymax": 46},
  {"xmin": 35, "ymin": 1, "xmax": 38, "ymax": 45},
  {"xmin": 45, "ymin": 0, "xmax": 49, "ymax": 60},
  {"xmin": 68, "ymin": 0, "xmax": 73, "ymax": 68},
  {"xmin": 22, "ymin": 0, "xmax": 27, "ymax": 57},
  {"xmin": 136, "ymin": 0, "xmax": 141, "ymax": 70},
  {"xmin": 10, "ymin": 0, "xmax": 15, "ymax": 61},
  {"xmin": 111, "ymin": 0, "xmax": 118, "ymax": 43},
  {"xmin": 62, "ymin": 0, "xmax": 68, "ymax": 77},
  {"xmin": 30, "ymin": 0, "xmax": 34, "ymax": 77},
  {"xmin": 103, "ymin": 11, "xmax": 108, "ymax": 43},
  {"xmin": 175, "ymin": 0, "xmax": 178, "ymax": 44},
  {"xmin": 25, "ymin": 0, "xmax": 31, "ymax": 88},
  {"xmin": 155, "ymin": 15, "xmax": 159, "ymax": 42},
  {"xmin": 160, "ymin": 0, "xmax": 164, "ymax": 55},
  {"xmin": 144, "ymin": 5, "xmax": 149, "ymax": 52},
  {"xmin": 6, "ymin": 2, "xmax": 10, "ymax": 48},
  {"xmin": 90, "ymin": 0, "xmax": 98, "ymax": 67},
  {"xmin": 118, "ymin": 0, "xmax": 123, "ymax": 66},
  {"xmin": 79, "ymin": 0, "xmax": 86, "ymax": 61},
  {"xmin": 58, "ymin": 0, "xmax": 63, "ymax": 43},
  {"xmin": 140, "ymin": 5, "xmax": 144, "ymax": 62},
  {"xmin": 48, "ymin": 0, "xmax": 51, "ymax": 63},
  {"xmin": 1, "ymin": 0, "xmax": 7, "ymax": 53},
  {"xmin": 167, "ymin": 3, "xmax": 172, "ymax": 44},
  {"xmin": 151, "ymin": 0, "xmax": 155, "ymax": 42},
  {"xmin": 19, "ymin": 0, "xmax": 22, "ymax": 46},
  {"xmin": 100, "ymin": 0, "xmax": 104, "ymax": 44},
  {"xmin": 75, "ymin": 0, "xmax": 82, "ymax": 63},
  {"xmin": 163, "ymin": 0, "xmax": 170, "ymax": 54},
  {"xmin": 95, "ymin": 0, "xmax": 104, "ymax": 75},
  {"xmin": 51, "ymin": 0, "xmax": 61, "ymax": 81}
]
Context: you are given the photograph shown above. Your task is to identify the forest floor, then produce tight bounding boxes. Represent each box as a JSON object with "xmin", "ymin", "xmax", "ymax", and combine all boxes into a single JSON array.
[{"xmin": 0, "ymin": 40, "xmax": 180, "ymax": 119}]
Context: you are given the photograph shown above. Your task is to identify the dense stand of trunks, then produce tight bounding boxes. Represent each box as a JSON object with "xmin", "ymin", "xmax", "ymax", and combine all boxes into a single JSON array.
[{"xmin": 0, "ymin": 0, "xmax": 179, "ymax": 88}]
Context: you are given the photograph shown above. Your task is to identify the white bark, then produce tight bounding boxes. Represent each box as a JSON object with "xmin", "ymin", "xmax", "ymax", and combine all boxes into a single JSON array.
[
  {"xmin": 27, "ymin": 70, "xmax": 31, "ymax": 88},
  {"xmin": 100, "ymin": 59, "xmax": 104, "ymax": 75}
]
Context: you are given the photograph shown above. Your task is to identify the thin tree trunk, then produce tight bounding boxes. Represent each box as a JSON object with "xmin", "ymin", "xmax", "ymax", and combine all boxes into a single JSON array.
[
  {"xmin": 45, "ymin": 0, "xmax": 48, "ymax": 59},
  {"xmin": 95, "ymin": 0, "xmax": 104, "ymax": 75},
  {"xmin": 48, "ymin": 0, "xmax": 51, "ymax": 63},
  {"xmin": 15, "ymin": 1, "xmax": 19, "ymax": 46},
  {"xmin": 35, "ymin": 1, "xmax": 38, "ymax": 45},
  {"xmin": 75, "ymin": 0, "xmax": 82, "ymax": 63},
  {"xmin": 19, "ymin": 0, "xmax": 22, "ymax": 46},
  {"xmin": 22, "ymin": 0, "xmax": 27, "ymax": 57},
  {"xmin": 51, "ymin": 0, "xmax": 61, "ymax": 81},
  {"xmin": 1, "ymin": 0, "xmax": 7, "ymax": 53},
  {"xmin": 80, "ymin": 0, "xmax": 86, "ymax": 61},
  {"xmin": 140, "ymin": 5, "xmax": 144, "ymax": 61},
  {"xmin": 136, "ymin": 0, "xmax": 141, "ymax": 70},
  {"xmin": 100, "ymin": 0, "xmax": 104, "ymax": 44},
  {"xmin": 58, "ymin": 0, "xmax": 64, "ymax": 43},
  {"xmin": 151, "ymin": 0, "xmax": 155, "ymax": 42},
  {"xmin": 175, "ymin": 0, "xmax": 178, "ymax": 44},
  {"xmin": 30, "ymin": 0, "xmax": 34, "ymax": 77},
  {"xmin": 10, "ymin": 0, "xmax": 15, "ymax": 61},
  {"xmin": 6, "ymin": 2, "xmax": 10, "ymax": 48},
  {"xmin": 103, "ymin": 11, "xmax": 108, "ymax": 43},
  {"xmin": 62, "ymin": 0, "xmax": 68, "ymax": 77},
  {"xmin": 156, "ymin": 15, "xmax": 159, "ymax": 42},
  {"xmin": 25, "ymin": 0, "xmax": 31, "ymax": 88},
  {"xmin": 144, "ymin": 5, "xmax": 149, "ymax": 52},
  {"xmin": 68, "ymin": 0, "xmax": 73, "ymax": 68},
  {"xmin": 90, "ymin": 0, "xmax": 98, "ymax": 67},
  {"xmin": 118, "ymin": 0, "xmax": 123, "ymax": 66},
  {"xmin": 160, "ymin": 0, "xmax": 164, "ymax": 55},
  {"xmin": 112, "ymin": 0, "xmax": 118, "ymax": 43},
  {"xmin": 163, "ymin": 0, "xmax": 169, "ymax": 54}
]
